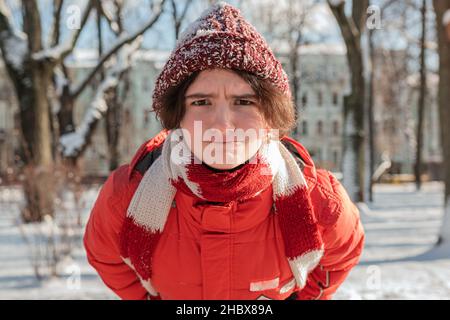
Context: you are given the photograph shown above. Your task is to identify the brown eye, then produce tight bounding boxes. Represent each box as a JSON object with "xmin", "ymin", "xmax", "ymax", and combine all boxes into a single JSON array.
[
  {"xmin": 191, "ymin": 100, "xmax": 209, "ymax": 106},
  {"xmin": 236, "ymin": 99, "xmax": 253, "ymax": 105}
]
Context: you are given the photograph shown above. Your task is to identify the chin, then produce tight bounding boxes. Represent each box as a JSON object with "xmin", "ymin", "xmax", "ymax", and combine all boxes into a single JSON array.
[{"xmin": 206, "ymin": 163, "xmax": 243, "ymax": 170}]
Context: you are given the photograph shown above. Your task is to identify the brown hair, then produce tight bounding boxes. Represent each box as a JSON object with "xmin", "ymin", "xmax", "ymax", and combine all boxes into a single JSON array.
[{"xmin": 153, "ymin": 69, "xmax": 296, "ymax": 137}]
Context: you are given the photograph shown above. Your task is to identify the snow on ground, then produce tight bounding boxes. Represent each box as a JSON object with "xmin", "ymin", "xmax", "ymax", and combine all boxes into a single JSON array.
[
  {"xmin": 0, "ymin": 185, "xmax": 116, "ymax": 300},
  {"xmin": 0, "ymin": 182, "xmax": 449, "ymax": 300},
  {"xmin": 334, "ymin": 182, "xmax": 450, "ymax": 300}
]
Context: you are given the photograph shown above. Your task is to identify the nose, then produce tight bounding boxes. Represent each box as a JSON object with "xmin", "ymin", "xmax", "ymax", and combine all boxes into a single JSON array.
[{"xmin": 209, "ymin": 102, "xmax": 235, "ymax": 140}]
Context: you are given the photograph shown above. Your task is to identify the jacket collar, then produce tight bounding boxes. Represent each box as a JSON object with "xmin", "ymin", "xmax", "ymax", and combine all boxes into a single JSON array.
[{"xmin": 174, "ymin": 184, "xmax": 274, "ymax": 233}]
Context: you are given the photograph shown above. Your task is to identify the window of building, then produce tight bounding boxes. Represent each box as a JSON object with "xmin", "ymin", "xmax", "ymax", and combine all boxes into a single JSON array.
[
  {"xmin": 317, "ymin": 148, "xmax": 322, "ymax": 162},
  {"xmin": 333, "ymin": 92, "xmax": 339, "ymax": 106},
  {"xmin": 317, "ymin": 90, "xmax": 323, "ymax": 106},
  {"xmin": 333, "ymin": 150, "xmax": 339, "ymax": 165},
  {"xmin": 302, "ymin": 120, "xmax": 308, "ymax": 136},
  {"xmin": 142, "ymin": 76, "xmax": 150, "ymax": 92},
  {"xmin": 317, "ymin": 120, "xmax": 323, "ymax": 135},
  {"xmin": 333, "ymin": 120, "xmax": 339, "ymax": 135},
  {"xmin": 302, "ymin": 93, "xmax": 308, "ymax": 107},
  {"xmin": 143, "ymin": 109, "xmax": 151, "ymax": 127}
]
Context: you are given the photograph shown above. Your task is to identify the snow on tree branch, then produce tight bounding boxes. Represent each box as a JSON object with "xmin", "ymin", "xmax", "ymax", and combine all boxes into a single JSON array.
[
  {"xmin": 49, "ymin": 0, "xmax": 64, "ymax": 47},
  {"xmin": 49, "ymin": 66, "xmax": 69, "ymax": 115},
  {"xmin": 58, "ymin": 0, "xmax": 165, "ymax": 159},
  {"xmin": 0, "ymin": 0, "xmax": 18, "ymax": 34},
  {"xmin": 0, "ymin": 31, "xmax": 28, "ymax": 71},
  {"xmin": 328, "ymin": 0, "xmax": 345, "ymax": 7},
  {"xmin": 32, "ymin": 0, "xmax": 94, "ymax": 63},
  {"xmin": 99, "ymin": 0, "xmax": 120, "ymax": 35},
  {"xmin": 0, "ymin": 0, "xmax": 28, "ymax": 71},
  {"xmin": 59, "ymin": 37, "xmax": 142, "ymax": 158},
  {"xmin": 31, "ymin": 40, "xmax": 73, "ymax": 61},
  {"xmin": 443, "ymin": 9, "xmax": 450, "ymax": 26},
  {"xmin": 70, "ymin": 0, "xmax": 166, "ymax": 99}
]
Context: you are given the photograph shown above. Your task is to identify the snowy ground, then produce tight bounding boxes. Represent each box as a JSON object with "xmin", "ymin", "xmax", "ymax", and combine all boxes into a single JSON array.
[
  {"xmin": 0, "ymin": 182, "xmax": 449, "ymax": 300},
  {"xmin": 0, "ymin": 185, "xmax": 116, "ymax": 300},
  {"xmin": 334, "ymin": 182, "xmax": 450, "ymax": 300}
]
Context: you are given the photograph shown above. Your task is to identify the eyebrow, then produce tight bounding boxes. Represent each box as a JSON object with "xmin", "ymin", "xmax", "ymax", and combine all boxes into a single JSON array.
[{"xmin": 185, "ymin": 93, "xmax": 258, "ymax": 100}]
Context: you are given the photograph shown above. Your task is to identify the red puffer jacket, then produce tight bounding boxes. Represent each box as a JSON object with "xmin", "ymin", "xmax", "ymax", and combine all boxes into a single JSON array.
[{"xmin": 83, "ymin": 130, "xmax": 365, "ymax": 300}]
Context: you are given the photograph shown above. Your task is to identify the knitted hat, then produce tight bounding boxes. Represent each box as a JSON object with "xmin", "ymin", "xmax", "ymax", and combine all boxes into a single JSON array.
[{"xmin": 152, "ymin": 1, "xmax": 291, "ymax": 114}]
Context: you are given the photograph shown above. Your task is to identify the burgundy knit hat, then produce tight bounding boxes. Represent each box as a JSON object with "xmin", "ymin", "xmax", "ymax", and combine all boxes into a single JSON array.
[{"xmin": 152, "ymin": 1, "xmax": 291, "ymax": 114}]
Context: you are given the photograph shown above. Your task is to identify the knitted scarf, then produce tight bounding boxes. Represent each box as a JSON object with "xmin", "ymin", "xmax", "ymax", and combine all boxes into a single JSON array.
[{"xmin": 120, "ymin": 131, "xmax": 324, "ymax": 297}]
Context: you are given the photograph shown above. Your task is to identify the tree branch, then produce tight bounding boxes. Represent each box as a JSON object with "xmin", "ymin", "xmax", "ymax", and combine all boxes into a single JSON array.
[
  {"xmin": 23, "ymin": 0, "xmax": 44, "ymax": 53},
  {"xmin": 0, "ymin": 0, "xmax": 28, "ymax": 73},
  {"xmin": 32, "ymin": 0, "xmax": 94, "ymax": 63},
  {"xmin": 70, "ymin": 0, "xmax": 166, "ymax": 99},
  {"xmin": 178, "ymin": 0, "xmax": 193, "ymax": 25},
  {"xmin": 352, "ymin": 0, "xmax": 369, "ymax": 33},
  {"xmin": 50, "ymin": 0, "xmax": 64, "ymax": 47},
  {"xmin": 328, "ymin": 0, "xmax": 361, "ymax": 44},
  {"xmin": 59, "ymin": 37, "xmax": 142, "ymax": 158},
  {"xmin": 98, "ymin": 0, "xmax": 121, "ymax": 36},
  {"xmin": 0, "ymin": 0, "xmax": 13, "ymax": 34},
  {"xmin": 170, "ymin": 0, "xmax": 193, "ymax": 39},
  {"xmin": 328, "ymin": 0, "xmax": 366, "ymax": 97},
  {"xmin": 114, "ymin": 0, "xmax": 124, "ymax": 32}
]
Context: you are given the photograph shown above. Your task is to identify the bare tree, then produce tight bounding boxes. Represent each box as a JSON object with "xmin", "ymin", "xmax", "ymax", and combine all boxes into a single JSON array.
[
  {"xmin": 98, "ymin": 0, "xmax": 135, "ymax": 171},
  {"xmin": 328, "ymin": 0, "xmax": 369, "ymax": 202},
  {"xmin": 248, "ymin": 0, "xmax": 319, "ymax": 136},
  {"xmin": 0, "ymin": 1, "xmax": 93, "ymax": 222},
  {"xmin": 170, "ymin": 0, "xmax": 194, "ymax": 40},
  {"xmin": 367, "ymin": 0, "xmax": 439, "ymax": 194},
  {"xmin": 367, "ymin": 0, "xmax": 402, "ymax": 201},
  {"xmin": 58, "ymin": 0, "xmax": 166, "ymax": 161},
  {"xmin": 432, "ymin": 0, "xmax": 450, "ymax": 246},
  {"xmin": 0, "ymin": 0, "xmax": 166, "ymax": 222},
  {"xmin": 366, "ymin": 3, "xmax": 376, "ymax": 202},
  {"xmin": 285, "ymin": 0, "xmax": 319, "ymax": 136},
  {"xmin": 414, "ymin": 0, "xmax": 428, "ymax": 191}
]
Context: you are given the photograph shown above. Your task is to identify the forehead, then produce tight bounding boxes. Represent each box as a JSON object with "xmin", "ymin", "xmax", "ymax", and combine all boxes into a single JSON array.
[{"xmin": 186, "ymin": 68, "xmax": 253, "ymax": 93}]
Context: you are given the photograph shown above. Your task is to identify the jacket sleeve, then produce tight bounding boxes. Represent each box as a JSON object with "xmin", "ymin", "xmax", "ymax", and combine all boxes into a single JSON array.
[
  {"xmin": 297, "ymin": 170, "xmax": 365, "ymax": 300},
  {"xmin": 83, "ymin": 165, "xmax": 149, "ymax": 300}
]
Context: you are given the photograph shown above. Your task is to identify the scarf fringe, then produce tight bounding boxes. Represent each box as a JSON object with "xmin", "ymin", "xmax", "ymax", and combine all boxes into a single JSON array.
[
  {"xmin": 288, "ymin": 248, "xmax": 324, "ymax": 290},
  {"xmin": 122, "ymin": 257, "xmax": 158, "ymax": 297}
]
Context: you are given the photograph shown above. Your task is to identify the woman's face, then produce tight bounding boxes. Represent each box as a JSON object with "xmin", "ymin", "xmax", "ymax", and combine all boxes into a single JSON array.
[{"xmin": 180, "ymin": 68, "xmax": 270, "ymax": 170}]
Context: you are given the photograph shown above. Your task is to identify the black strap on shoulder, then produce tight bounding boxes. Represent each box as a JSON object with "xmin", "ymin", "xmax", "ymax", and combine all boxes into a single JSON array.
[
  {"xmin": 134, "ymin": 144, "xmax": 163, "ymax": 175},
  {"xmin": 281, "ymin": 139, "xmax": 306, "ymax": 171}
]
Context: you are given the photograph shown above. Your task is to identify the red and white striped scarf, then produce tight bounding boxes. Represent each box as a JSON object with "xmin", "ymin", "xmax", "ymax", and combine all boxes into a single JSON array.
[{"xmin": 120, "ymin": 131, "xmax": 323, "ymax": 298}]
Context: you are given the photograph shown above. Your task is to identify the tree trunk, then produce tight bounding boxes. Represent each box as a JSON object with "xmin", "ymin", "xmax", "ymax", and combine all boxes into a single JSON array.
[
  {"xmin": 342, "ymin": 88, "xmax": 365, "ymax": 202},
  {"xmin": 58, "ymin": 87, "xmax": 76, "ymax": 135},
  {"xmin": 105, "ymin": 89, "xmax": 122, "ymax": 172},
  {"xmin": 329, "ymin": 0, "xmax": 368, "ymax": 202},
  {"xmin": 433, "ymin": 1, "xmax": 450, "ymax": 245},
  {"xmin": 1, "ymin": 0, "xmax": 165, "ymax": 221},
  {"xmin": 368, "ymin": 28, "xmax": 375, "ymax": 202},
  {"xmin": 291, "ymin": 47, "xmax": 300, "ymax": 136},
  {"xmin": 17, "ymin": 1, "xmax": 55, "ymax": 222},
  {"xmin": 415, "ymin": 0, "xmax": 427, "ymax": 191},
  {"xmin": 16, "ymin": 63, "xmax": 55, "ymax": 222}
]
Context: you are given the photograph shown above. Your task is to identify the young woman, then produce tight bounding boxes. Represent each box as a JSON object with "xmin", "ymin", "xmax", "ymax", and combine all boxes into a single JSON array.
[{"xmin": 84, "ymin": 2, "xmax": 364, "ymax": 300}]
